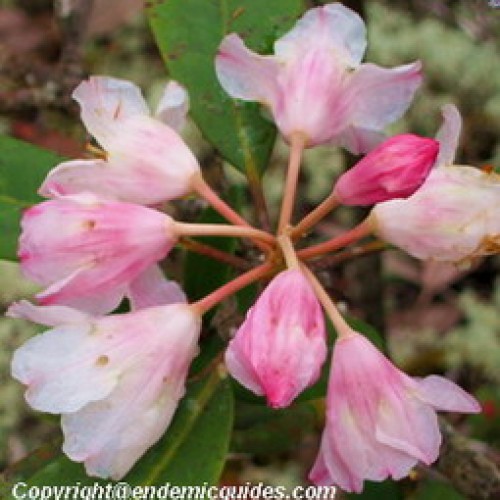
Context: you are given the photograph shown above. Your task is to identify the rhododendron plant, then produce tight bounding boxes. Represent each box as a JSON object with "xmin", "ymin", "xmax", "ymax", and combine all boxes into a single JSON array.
[{"xmin": 4, "ymin": 1, "xmax": 494, "ymax": 495}]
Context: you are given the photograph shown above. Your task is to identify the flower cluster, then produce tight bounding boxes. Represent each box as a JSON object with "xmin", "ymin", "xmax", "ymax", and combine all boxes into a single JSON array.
[{"xmin": 8, "ymin": 2, "xmax": 495, "ymax": 492}]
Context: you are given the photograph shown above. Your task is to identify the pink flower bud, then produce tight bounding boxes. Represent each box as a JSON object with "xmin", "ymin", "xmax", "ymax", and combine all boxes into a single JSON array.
[
  {"xmin": 309, "ymin": 331, "xmax": 480, "ymax": 492},
  {"xmin": 333, "ymin": 134, "xmax": 439, "ymax": 206},
  {"xmin": 225, "ymin": 269, "xmax": 327, "ymax": 408},
  {"xmin": 19, "ymin": 194, "xmax": 177, "ymax": 314},
  {"xmin": 9, "ymin": 301, "xmax": 201, "ymax": 480}
]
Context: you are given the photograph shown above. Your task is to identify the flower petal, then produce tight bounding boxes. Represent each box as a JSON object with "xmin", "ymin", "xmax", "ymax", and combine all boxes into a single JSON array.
[
  {"xmin": 155, "ymin": 81, "xmax": 189, "ymax": 132},
  {"xmin": 347, "ymin": 61, "xmax": 422, "ymax": 131},
  {"xmin": 127, "ymin": 265, "xmax": 187, "ymax": 310},
  {"xmin": 375, "ymin": 390, "xmax": 441, "ymax": 465},
  {"xmin": 435, "ymin": 104, "xmax": 462, "ymax": 167},
  {"xmin": 39, "ymin": 159, "xmax": 121, "ymax": 200},
  {"xmin": 11, "ymin": 323, "xmax": 120, "ymax": 413},
  {"xmin": 335, "ymin": 126, "xmax": 386, "ymax": 155},
  {"xmin": 216, "ymin": 33, "xmax": 279, "ymax": 104},
  {"xmin": 274, "ymin": 4, "xmax": 366, "ymax": 67},
  {"xmin": 415, "ymin": 375, "xmax": 481, "ymax": 414},
  {"xmin": 61, "ymin": 305, "xmax": 201, "ymax": 479},
  {"xmin": 6, "ymin": 300, "xmax": 92, "ymax": 327},
  {"xmin": 309, "ymin": 430, "xmax": 362, "ymax": 492},
  {"xmin": 73, "ymin": 76, "xmax": 149, "ymax": 149}
]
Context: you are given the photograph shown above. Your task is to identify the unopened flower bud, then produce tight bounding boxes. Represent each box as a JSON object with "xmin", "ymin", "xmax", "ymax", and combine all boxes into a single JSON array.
[
  {"xmin": 225, "ymin": 269, "xmax": 327, "ymax": 408},
  {"xmin": 333, "ymin": 134, "xmax": 439, "ymax": 206}
]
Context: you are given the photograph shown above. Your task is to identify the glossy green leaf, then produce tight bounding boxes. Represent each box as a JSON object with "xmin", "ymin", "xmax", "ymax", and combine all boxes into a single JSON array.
[
  {"xmin": 2, "ymin": 373, "xmax": 233, "ymax": 498},
  {"xmin": 0, "ymin": 136, "xmax": 64, "ymax": 260},
  {"xmin": 147, "ymin": 0, "xmax": 304, "ymax": 177}
]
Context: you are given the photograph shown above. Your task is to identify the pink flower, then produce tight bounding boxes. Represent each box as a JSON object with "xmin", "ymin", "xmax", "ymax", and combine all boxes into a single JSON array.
[
  {"xmin": 225, "ymin": 269, "xmax": 327, "ymax": 408},
  {"xmin": 215, "ymin": 4, "xmax": 421, "ymax": 152},
  {"xmin": 370, "ymin": 106, "xmax": 500, "ymax": 264},
  {"xmin": 19, "ymin": 194, "xmax": 178, "ymax": 314},
  {"xmin": 9, "ymin": 301, "xmax": 201, "ymax": 480},
  {"xmin": 39, "ymin": 77, "xmax": 200, "ymax": 204},
  {"xmin": 309, "ymin": 332, "xmax": 480, "ymax": 493},
  {"xmin": 333, "ymin": 134, "xmax": 439, "ymax": 205}
]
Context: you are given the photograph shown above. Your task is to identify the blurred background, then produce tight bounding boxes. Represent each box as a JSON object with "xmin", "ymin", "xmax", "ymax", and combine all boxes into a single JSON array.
[{"xmin": 0, "ymin": 0, "xmax": 499, "ymax": 498}]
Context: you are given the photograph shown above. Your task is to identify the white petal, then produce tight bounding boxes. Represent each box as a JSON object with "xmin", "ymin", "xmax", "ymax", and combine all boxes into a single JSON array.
[
  {"xmin": 415, "ymin": 375, "xmax": 481, "ymax": 413},
  {"xmin": 347, "ymin": 62, "xmax": 422, "ymax": 130},
  {"xmin": 62, "ymin": 305, "xmax": 201, "ymax": 479},
  {"xmin": 435, "ymin": 104, "xmax": 462, "ymax": 167},
  {"xmin": 11, "ymin": 323, "xmax": 120, "ymax": 413},
  {"xmin": 274, "ymin": 4, "xmax": 366, "ymax": 67},
  {"xmin": 127, "ymin": 265, "xmax": 187, "ymax": 310},
  {"xmin": 73, "ymin": 76, "xmax": 149, "ymax": 149},
  {"xmin": 155, "ymin": 81, "xmax": 189, "ymax": 132},
  {"xmin": 215, "ymin": 34, "xmax": 279, "ymax": 104},
  {"xmin": 334, "ymin": 126, "xmax": 386, "ymax": 155},
  {"xmin": 6, "ymin": 300, "xmax": 92, "ymax": 326}
]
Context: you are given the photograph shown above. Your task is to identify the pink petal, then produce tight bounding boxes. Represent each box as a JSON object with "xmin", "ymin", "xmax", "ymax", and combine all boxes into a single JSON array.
[
  {"xmin": 39, "ymin": 159, "xmax": 121, "ymax": 200},
  {"xmin": 127, "ymin": 265, "xmax": 187, "ymax": 310},
  {"xmin": 155, "ymin": 80, "xmax": 189, "ymax": 132},
  {"xmin": 215, "ymin": 33, "xmax": 279, "ymax": 104},
  {"xmin": 415, "ymin": 375, "xmax": 481, "ymax": 414},
  {"xmin": 435, "ymin": 104, "xmax": 462, "ymax": 167},
  {"xmin": 274, "ymin": 3, "xmax": 366, "ymax": 67},
  {"xmin": 375, "ymin": 390, "xmax": 441, "ymax": 465},
  {"xmin": 6, "ymin": 300, "xmax": 92, "ymax": 327},
  {"xmin": 73, "ymin": 76, "xmax": 149, "ymax": 149},
  {"xmin": 347, "ymin": 61, "xmax": 422, "ymax": 132},
  {"xmin": 309, "ymin": 430, "xmax": 362, "ymax": 492}
]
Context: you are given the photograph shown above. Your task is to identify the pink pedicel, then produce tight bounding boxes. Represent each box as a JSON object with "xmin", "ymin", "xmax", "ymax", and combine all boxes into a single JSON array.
[
  {"xmin": 19, "ymin": 194, "xmax": 177, "ymax": 314},
  {"xmin": 309, "ymin": 332, "xmax": 480, "ymax": 493},
  {"xmin": 333, "ymin": 134, "xmax": 439, "ymax": 206},
  {"xmin": 225, "ymin": 269, "xmax": 327, "ymax": 408},
  {"xmin": 39, "ymin": 76, "xmax": 200, "ymax": 205},
  {"xmin": 9, "ymin": 302, "xmax": 201, "ymax": 480},
  {"xmin": 215, "ymin": 4, "xmax": 421, "ymax": 152}
]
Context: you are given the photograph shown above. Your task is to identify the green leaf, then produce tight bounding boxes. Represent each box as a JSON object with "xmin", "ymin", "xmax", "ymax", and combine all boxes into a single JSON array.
[
  {"xmin": 2, "ymin": 373, "xmax": 233, "ymax": 498},
  {"xmin": 147, "ymin": 0, "xmax": 304, "ymax": 177},
  {"xmin": 0, "ymin": 136, "xmax": 65, "ymax": 260},
  {"xmin": 346, "ymin": 480, "xmax": 403, "ymax": 499}
]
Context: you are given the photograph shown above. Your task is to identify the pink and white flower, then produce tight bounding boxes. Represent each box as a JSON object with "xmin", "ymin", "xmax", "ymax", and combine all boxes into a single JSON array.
[
  {"xmin": 9, "ymin": 301, "xmax": 201, "ymax": 480},
  {"xmin": 225, "ymin": 269, "xmax": 327, "ymax": 408},
  {"xmin": 370, "ymin": 106, "xmax": 500, "ymax": 264},
  {"xmin": 215, "ymin": 4, "xmax": 422, "ymax": 152},
  {"xmin": 333, "ymin": 134, "xmax": 439, "ymax": 205},
  {"xmin": 19, "ymin": 194, "xmax": 178, "ymax": 314},
  {"xmin": 39, "ymin": 77, "xmax": 200, "ymax": 204},
  {"xmin": 309, "ymin": 331, "xmax": 480, "ymax": 492}
]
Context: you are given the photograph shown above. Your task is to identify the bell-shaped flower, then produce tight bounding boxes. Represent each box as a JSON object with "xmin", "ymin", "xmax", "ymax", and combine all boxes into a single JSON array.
[
  {"xmin": 39, "ymin": 77, "xmax": 200, "ymax": 204},
  {"xmin": 370, "ymin": 105, "xmax": 500, "ymax": 264},
  {"xmin": 8, "ymin": 300, "xmax": 201, "ymax": 480},
  {"xmin": 19, "ymin": 194, "xmax": 178, "ymax": 314},
  {"xmin": 225, "ymin": 269, "xmax": 327, "ymax": 408},
  {"xmin": 309, "ymin": 331, "xmax": 480, "ymax": 493},
  {"xmin": 215, "ymin": 4, "xmax": 422, "ymax": 152},
  {"xmin": 333, "ymin": 134, "xmax": 439, "ymax": 205}
]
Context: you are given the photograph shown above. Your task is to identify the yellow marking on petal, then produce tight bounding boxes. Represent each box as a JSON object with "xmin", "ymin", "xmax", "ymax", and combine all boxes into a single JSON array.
[
  {"xmin": 96, "ymin": 355, "xmax": 109, "ymax": 366},
  {"xmin": 82, "ymin": 219, "xmax": 96, "ymax": 230}
]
